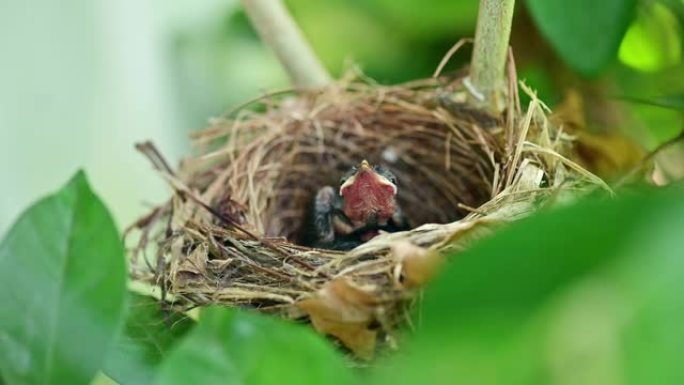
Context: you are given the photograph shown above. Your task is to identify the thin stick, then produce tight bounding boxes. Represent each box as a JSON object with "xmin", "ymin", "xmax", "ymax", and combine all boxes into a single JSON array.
[
  {"xmin": 613, "ymin": 129, "xmax": 684, "ymax": 189},
  {"xmin": 240, "ymin": 0, "xmax": 331, "ymax": 89},
  {"xmin": 176, "ymin": 176, "xmax": 326, "ymax": 276},
  {"xmin": 433, "ymin": 38, "xmax": 471, "ymax": 78},
  {"xmin": 468, "ymin": 0, "xmax": 516, "ymax": 112},
  {"xmin": 135, "ymin": 141, "xmax": 176, "ymax": 177}
]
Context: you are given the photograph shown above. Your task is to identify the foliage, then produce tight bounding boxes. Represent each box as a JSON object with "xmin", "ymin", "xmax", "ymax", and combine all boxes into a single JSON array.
[
  {"xmin": 618, "ymin": 2, "xmax": 682, "ymax": 72},
  {"xmin": 621, "ymin": 93, "xmax": 684, "ymax": 112},
  {"xmin": 104, "ymin": 294, "xmax": 195, "ymax": 385},
  {"xmin": 0, "ymin": 172, "xmax": 126, "ymax": 385},
  {"xmin": 1, "ymin": 172, "xmax": 683, "ymax": 385},
  {"xmin": 525, "ymin": 0, "xmax": 638, "ymax": 76},
  {"xmin": 155, "ymin": 308, "xmax": 356, "ymax": 385},
  {"xmin": 372, "ymin": 184, "xmax": 684, "ymax": 384}
]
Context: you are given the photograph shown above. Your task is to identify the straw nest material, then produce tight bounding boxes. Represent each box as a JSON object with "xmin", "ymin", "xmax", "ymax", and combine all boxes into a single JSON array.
[{"xmin": 128, "ymin": 68, "xmax": 609, "ymax": 359}]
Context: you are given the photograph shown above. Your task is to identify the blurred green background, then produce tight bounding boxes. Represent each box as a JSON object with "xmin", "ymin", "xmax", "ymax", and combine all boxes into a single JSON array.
[{"xmin": 1, "ymin": 0, "xmax": 683, "ymax": 234}]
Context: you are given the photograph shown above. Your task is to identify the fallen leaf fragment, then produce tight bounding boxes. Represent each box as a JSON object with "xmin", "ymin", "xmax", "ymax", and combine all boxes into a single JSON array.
[
  {"xmin": 297, "ymin": 278, "xmax": 378, "ymax": 359},
  {"xmin": 391, "ymin": 241, "xmax": 443, "ymax": 288}
]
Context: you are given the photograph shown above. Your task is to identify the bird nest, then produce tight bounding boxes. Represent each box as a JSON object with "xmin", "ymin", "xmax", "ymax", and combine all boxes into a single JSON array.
[{"xmin": 128, "ymin": 70, "xmax": 608, "ymax": 359}]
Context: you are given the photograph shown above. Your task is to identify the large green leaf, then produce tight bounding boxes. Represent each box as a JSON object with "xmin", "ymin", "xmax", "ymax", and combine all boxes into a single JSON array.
[
  {"xmin": 0, "ymin": 171, "xmax": 126, "ymax": 385},
  {"xmin": 104, "ymin": 294, "xmax": 195, "ymax": 385},
  {"xmin": 156, "ymin": 307, "xmax": 357, "ymax": 385},
  {"xmin": 526, "ymin": 0, "xmax": 638, "ymax": 75},
  {"xmin": 617, "ymin": 2, "xmax": 682, "ymax": 73},
  {"xmin": 373, "ymin": 184, "xmax": 684, "ymax": 384},
  {"xmin": 620, "ymin": 93, "xmax": 684, "ymax": 112}
]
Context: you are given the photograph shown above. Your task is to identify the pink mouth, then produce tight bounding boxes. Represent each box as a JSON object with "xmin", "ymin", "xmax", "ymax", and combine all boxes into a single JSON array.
[{"xmin": 340, "ymin": 169, "xmax": 396, "ymax": 225}]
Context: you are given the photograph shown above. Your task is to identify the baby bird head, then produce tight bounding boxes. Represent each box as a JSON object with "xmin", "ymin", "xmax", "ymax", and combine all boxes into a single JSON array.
[{"xmin": 339, "ymin": 160, "xmax": 398, "ymax": 226}]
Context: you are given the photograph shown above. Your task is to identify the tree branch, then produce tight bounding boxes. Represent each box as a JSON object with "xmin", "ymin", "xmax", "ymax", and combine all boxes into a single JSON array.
[
  {"xmin": 240, "ymin": 0, "xmax": 331, "ymax": 89},
  {"xmin": 469, "ymin": 0, "xmax": 516, "ymax": 112}
]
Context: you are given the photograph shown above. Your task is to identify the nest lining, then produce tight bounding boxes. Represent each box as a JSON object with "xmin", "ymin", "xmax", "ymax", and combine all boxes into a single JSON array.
[{"xmin": 128, "ymin": 71, "xmax": 608, "ymax": 358}]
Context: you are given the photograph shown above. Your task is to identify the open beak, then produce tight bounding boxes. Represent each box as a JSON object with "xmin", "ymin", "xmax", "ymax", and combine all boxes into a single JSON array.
[{"xmin": 340, "ymin": 160, "xmax": 397, "ymax": 196}]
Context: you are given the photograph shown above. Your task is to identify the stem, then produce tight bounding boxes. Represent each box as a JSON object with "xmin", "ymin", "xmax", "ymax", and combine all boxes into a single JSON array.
[
  {"xmin": 469, "ymin": 0, "xmax": 516, "ymax": 112},
  {"xmin": 240, "ymin": 0, "xmax": 331, "ymax": 89}
]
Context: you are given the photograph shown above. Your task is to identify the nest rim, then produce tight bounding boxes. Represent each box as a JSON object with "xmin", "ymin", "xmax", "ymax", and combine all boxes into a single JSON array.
[{"xmin": 128, "ymin": 70, "xmax": 609, "ymax": 358}]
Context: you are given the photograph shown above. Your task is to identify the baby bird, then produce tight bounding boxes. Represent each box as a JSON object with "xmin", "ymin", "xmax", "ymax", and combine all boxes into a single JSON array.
[{"xmin": 313, "ymin": 160, "xmax": 408, "ymax": 250}]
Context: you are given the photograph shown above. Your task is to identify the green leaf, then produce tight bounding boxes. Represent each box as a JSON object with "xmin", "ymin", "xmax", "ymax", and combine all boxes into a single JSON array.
[
  {"xmin": 525, "ymin": 0, "xmax": 638, "ymax": 75},
  {"xmin": 618, "ymin": 2, "xmax": 682, "ymax": 73},
  {"xmin": 0, "ymin": 171, "xmax": 127, "ymax": 385},
  {"xmin": 156, "ymin": 307, "xmax": 357, "ymax": 385},
  {"xmin": 373, "ymin": 184, "xmax": 684, "ymax": 384},
  {"xmin": 104, "ymin": 293, "xmax": 194, "ymax": 385},
  {"xmin": 619, "ymin": 93, "xmax": 684, "ymax": 112},
  {"xmin": 659, "ymin": 0, "xmax": 684, "ymax": 25}
]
